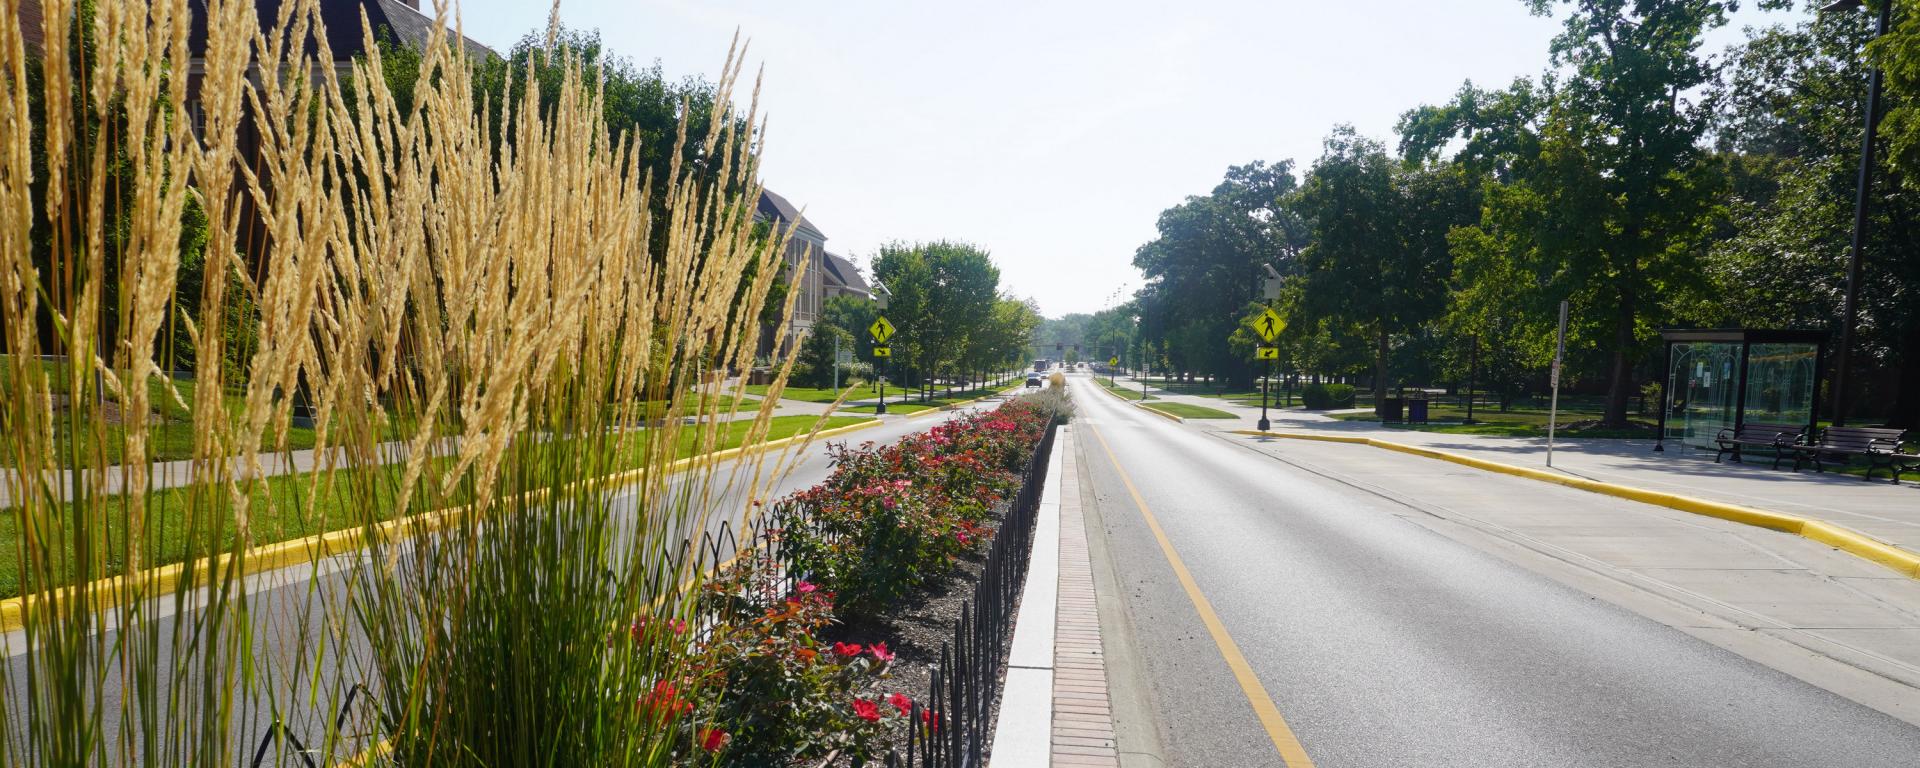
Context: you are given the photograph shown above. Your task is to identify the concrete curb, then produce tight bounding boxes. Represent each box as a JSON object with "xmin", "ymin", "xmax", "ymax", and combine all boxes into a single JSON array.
[
  {"xmin": 1230, "ymin": 429, "xmax": 1920, "ymax": 580},
  {"xmin": 0, "ymin": 417, "xmax": 884, "ymax": 633},
  {"xmin": 990, "ymin": 425, "xmax": 1069, "ymax": 766}
]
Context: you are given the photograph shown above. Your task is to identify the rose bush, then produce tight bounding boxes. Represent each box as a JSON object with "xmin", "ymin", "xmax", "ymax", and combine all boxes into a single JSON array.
[
  {"xmin": 627, "ymin": 398, "xmax": 1053, "ymax": 766},
  {"xmin": 778, "ymin": 399, "xmax": 1054, "ymax": 619},
  {"xmin": 650, "ymin": 554, "xmax": 935, "ymax": 766}
]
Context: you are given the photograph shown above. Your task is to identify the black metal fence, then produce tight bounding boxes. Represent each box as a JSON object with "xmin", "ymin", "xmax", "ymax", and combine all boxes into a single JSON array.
[{"xmin": 888, "ymin": 418, "xmax": 1057, "ymax": 768}]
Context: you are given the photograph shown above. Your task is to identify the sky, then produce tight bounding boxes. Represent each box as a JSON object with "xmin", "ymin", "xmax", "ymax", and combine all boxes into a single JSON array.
[{"xmin": 446, "ymin": 0, "xmax": 1805, "ymax": 318}]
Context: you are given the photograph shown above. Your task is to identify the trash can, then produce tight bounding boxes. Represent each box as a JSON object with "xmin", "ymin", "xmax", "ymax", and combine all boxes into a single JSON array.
[
  {"xmin": 1407, "ymin": 398, "xmax": 1428, "ymax": 424},
  {"xmin": 1379, "ymin": 397, "xmax": 1404, "ymax": 422}
]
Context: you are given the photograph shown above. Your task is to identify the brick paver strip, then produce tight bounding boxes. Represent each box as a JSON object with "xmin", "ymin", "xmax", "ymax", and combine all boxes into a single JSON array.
[{"xmin": 1051, "ymin": 441, "xmax": 1121, "ymax": 767}]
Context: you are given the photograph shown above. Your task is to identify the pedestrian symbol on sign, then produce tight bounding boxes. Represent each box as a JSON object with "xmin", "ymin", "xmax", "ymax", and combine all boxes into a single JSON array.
[{"xmin": 1253, "ymin": 308, "xmax": 1286, "ymax": 343}]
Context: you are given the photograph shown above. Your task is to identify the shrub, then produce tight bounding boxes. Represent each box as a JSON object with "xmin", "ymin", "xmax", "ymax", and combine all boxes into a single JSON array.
[
  {"xmin": 778, "ymin": 399, "xmax": 1052, "ymax": 619},
  {"xmin": 667, "ymin": 554, "xmax": 907, "ymax": 766},
  {"xmin": 1301, "ymin": 383, "xmax": 1356, "ymax": 410}
]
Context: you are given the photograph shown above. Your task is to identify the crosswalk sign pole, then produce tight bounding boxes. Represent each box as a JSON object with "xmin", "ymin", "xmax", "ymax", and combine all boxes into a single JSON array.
[{"xmin": 1260, "ymin": 356, "xmax": 1272, "ymax": 432}]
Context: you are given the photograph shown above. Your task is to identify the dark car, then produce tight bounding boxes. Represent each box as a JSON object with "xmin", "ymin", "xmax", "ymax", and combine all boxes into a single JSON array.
[{"xmin": 1025, "ymin": 373, "xmax": 1043, "ymax": 388}]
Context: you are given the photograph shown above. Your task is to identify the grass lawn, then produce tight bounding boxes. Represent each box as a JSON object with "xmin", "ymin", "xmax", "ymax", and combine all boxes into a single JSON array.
[
  {"xmin": 1332, "ymin": 403, "xmax": 1655, "ymax": 439},
  {"xmin": 0, "ymin": 414, "xmax": 870, "ymax": 599},
  {"xmin": 1137, "ymin": 377, "xmax": 1262, "ymax": 402},
  {"xmin": 1142, "ymin": 402, "xmax": 1239, "ymax": 420},
  {"xmin": 1096, "ymin": 378, "xmax": 1146, "ymax": 401},
  {"xmin": 841, "ymin": 384, "xmax": 1010, "ymax": 415},
  {"xmin": 739, "ymin": 382, "xmax": 866, "ymax": 404}
]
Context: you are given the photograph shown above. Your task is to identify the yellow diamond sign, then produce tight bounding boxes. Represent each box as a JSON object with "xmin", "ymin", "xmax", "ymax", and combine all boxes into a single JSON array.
[
  {"xmin": 1253, "ymin": 308, "xmax": 1286, "ymax": 343},
  {"xmin": 868, "ymin": 316, "xmax": 895, "ymax": 344},
  {"xmin": 1108, "ymin": 356, "xmax": 1119, "ymax": 366}
]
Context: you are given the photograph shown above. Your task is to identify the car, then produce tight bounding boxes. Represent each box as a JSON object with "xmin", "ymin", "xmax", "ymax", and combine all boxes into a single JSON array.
[{"xmin": 1025, "ymin": 373, "xmax": 1043, "ymax": 388}]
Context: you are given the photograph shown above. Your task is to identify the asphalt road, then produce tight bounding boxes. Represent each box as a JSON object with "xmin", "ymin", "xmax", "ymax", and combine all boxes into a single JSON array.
[
  {"xmin": 1072, "ymin": 373, "xmax": 1920, "ymax": 767},
  {"xmin": 0, "ymin": 397, "xmax": 1008, "ymax": 764}
]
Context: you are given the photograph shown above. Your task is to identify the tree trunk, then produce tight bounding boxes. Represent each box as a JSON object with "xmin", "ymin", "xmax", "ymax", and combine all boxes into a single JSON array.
[
  {"xmin": 1603, "ymin": 290, "xmax": 1636, "ymax": 429},
  {"xmin": 1373, "ymin": 325, "xmax": 1390, "ymax": 405}
]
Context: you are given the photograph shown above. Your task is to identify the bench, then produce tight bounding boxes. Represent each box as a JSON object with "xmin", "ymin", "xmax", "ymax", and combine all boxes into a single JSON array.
[
  {"xmin": 1713, "ymin": 423, "xmax": 1803, "ymax": 468},
  {"xmin": 1792, "ymin": 426, "xmax": 1919, "ymax": 484}
]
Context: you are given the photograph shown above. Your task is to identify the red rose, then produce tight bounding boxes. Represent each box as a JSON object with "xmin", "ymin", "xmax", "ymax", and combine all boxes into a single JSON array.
[{"xmin": 852, "ymin": 698, "xmax": 881, "ymax": 722}]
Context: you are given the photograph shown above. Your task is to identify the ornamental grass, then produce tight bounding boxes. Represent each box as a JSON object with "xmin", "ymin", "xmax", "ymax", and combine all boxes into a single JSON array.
[{"xmin": 0, "ymin": 1, "xmax": 813, "ymax": 765}]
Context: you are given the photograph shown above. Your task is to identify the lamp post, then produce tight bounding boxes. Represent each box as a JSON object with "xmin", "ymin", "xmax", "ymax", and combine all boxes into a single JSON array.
[{"xmin": 1822, "ymin": 0, "xmax": 1892, "ymax": 427}]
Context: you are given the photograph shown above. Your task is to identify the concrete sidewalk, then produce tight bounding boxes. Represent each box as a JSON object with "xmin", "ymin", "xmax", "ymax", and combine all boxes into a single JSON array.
[{"xmin": 1110, "ymin": 375, "xmax": 1920, "ymax": 559}]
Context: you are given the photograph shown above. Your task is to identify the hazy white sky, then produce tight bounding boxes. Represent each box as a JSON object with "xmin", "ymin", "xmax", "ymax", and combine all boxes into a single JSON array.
[{"xmin": 449, "ymin": 0, "xmax": 1800, "ymax": 317}]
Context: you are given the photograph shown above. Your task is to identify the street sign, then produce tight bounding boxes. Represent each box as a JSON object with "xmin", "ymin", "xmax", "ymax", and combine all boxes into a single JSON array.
[
  {"xmin": 1108, "ymin": 356, "xmax": 1119, "ymax": 366},
  {"xmin": 868, "ymin": 316, "xmax": 895, "ymax": 344},
  {"xmin": 872, "ymin": 346, "xmax": 891, "ymax": 358},
  {"xmin": 1255, "ymin": 346, "xmax": 1279, "ymax": 360},
  {"xmin": 836, "ymin": 348, "xmax": 854, "ymax": 365},
  {"xmin": 1253, "ymin": 308, "xmax": 1286, "ymax": 343}
]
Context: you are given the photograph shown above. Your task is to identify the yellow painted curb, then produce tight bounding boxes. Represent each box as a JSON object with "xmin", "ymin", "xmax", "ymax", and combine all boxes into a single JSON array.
[
  {"xmin": 1230, "ymin": 430, "xmax": 1920, "ymax": 580},
  {"xmin": 1137, "ymin": 402, "xmax": 1185, "ymax": 423},
  {"xmin": 0, "ymin": 417, "xmax": 883, "ymax": 633}
]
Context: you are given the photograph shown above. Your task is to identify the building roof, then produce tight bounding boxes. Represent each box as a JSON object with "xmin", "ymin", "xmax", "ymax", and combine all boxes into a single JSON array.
[
  {"xmin": 180, "ymin": 0, "xmax": 497, "ymax": 62},
  {"xmin": 821, "ymin": 251, "xmax": 870, "ymax": 297},
  {"xmin": 757, "ymin": 188, "xmax": 827, "ymax": 244}
]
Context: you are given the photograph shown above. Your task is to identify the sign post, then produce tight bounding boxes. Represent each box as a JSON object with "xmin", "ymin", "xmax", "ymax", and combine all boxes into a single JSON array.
[
  {"xmin": 1547, "ymin": 300, "xmax": 1568, "ymax": 467},
  {"xmin": 870, "ymin": 316, "xmax": 895, "ymax": 415},
  {"xmin": 1252, "ymin": 307, "xmax": 1285, "ymax": 432}
]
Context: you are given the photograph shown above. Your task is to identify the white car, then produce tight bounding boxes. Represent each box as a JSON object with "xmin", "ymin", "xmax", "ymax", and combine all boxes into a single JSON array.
[{"xmin": 1025, "ymin": 373, "xmax": 1043, "ymax": 388}]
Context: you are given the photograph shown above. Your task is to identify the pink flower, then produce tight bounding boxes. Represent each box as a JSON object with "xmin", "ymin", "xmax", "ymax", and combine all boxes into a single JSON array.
[
  {"xmin": 852, "ymin": 698, "xmax": 882, "ymax": 722},
  {"xmin": 870, "ymin": 642, "xmax": 895, "ymax": 663},
  {"xmin": 796, "ymin": 581, "xmax": 818, "ymax": 594},
  {"xmin": 670, "ymin": 619, "xmax": 687, "ymax": 634},
  {"xmin": 888, "ymin": 692, "xmax": 913, "ymax": 717},
  {"xmin": 832, "ymin": 641, "xmax": 863, "ymax": 657}
]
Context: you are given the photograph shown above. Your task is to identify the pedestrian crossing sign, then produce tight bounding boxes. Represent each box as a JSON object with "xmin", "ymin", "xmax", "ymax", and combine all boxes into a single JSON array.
[
  {"xmin": 868, "ymin": 316, "xmax": 895, "ymax": 344},
  {"xmin": 1253, "ymin": 308, "xmax": 1286, "ymax": 343},
  {"xmin": 1109, "ymin": 356, "xmax": 1119, "ymax": 366},
  {"xmin": 1255, "ymin": 346, "xmax": 1279, "ymax": 360},
  {"xmin": 873, "ymin": 346, "xmax": 891, "ymax": 358}
]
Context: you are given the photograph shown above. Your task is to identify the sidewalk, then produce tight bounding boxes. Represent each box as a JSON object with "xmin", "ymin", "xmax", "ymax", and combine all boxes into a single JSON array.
[{"xmin": 1110, "ymin": 375, "xmax": 1920, "ymax": 560}]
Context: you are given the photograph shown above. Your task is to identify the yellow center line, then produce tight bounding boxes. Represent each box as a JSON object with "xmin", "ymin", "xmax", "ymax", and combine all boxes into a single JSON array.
[{"xmin": 1086, "ymin": 420, "xmax": 1316, "ymax": 768}]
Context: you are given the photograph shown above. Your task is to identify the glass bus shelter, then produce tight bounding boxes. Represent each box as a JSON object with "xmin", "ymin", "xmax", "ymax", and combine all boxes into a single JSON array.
[{"xmin": 1656, "ymin": 329, "xmax": 1826, "ymax": 453}]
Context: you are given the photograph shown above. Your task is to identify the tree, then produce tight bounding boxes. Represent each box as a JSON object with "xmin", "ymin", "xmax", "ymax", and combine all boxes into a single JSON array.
[
  {"xmin": 1399, "ymin": 0, "xmax": 1733, "ymax": 427},
  {"xmin": 1133, "ymin": 162, "xmax": 1309, "ymax": 387},
  {"xmin": 1285, "ymin": 128, "xmax": 1475, "ymax": 403},
  {"xmin": 871, "ymin": 241, "xmax": 1004, "ymax": 398},
  {"xmin": 1714, "ymin": 2, "xmax": 1920, "ymax": 425}
]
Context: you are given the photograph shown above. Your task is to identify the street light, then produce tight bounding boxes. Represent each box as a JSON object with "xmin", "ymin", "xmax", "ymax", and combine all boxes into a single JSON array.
[
  {"xmin": 872, "ymin": 280, "xmax": 891, "ymax": 415},
  {"xmin": 1821, "ymin": 0, "xmax": 1892, "ymax": 427}
]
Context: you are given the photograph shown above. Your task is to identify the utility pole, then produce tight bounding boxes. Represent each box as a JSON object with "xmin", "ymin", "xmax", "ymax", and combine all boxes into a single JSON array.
[{"xmin": 1824, "ymin": 0, "xmax": 1892, "ymax": 427}]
